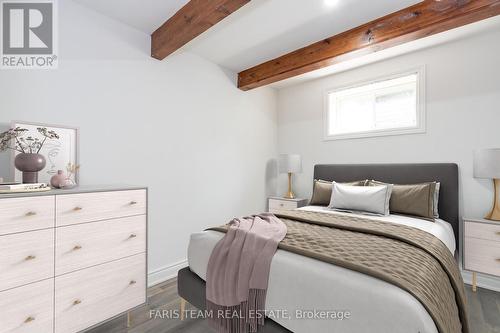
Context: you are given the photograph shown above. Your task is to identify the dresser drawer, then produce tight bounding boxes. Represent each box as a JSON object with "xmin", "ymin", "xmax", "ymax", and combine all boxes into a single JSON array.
[
  {"xmin": 0, "ymin": 229, "xmax": 54, "ymax": 291},
  {"xmin": 0, "ymin": 278, "xmax": 54, "ymax": 333},
  {"xmin": 0, "ymin": 196, "xmax": 54, "ymax": 235},
  {"xmin": 55, "ymin": 215, "xmax": 146, "ymax": 275},
  {"xmin": 269, "ymin": 199, "xmax": 298, "ymax": 211},
  {"xmin": 56, "ymin": 190, "xmax": 146, "ymax": 226},
  {"xmin": 465, "ymin": 221, "xmax": 500, "ymax": 242},
  {"xmin": 465, "ymin": 237, "xmax": 500, "ymax": 276},
  {"xmin": 55, "ymin": 253, "xmax": 146, "ymax": 333}
]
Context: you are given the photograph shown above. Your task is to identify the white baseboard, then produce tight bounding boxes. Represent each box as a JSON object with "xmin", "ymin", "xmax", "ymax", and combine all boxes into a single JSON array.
[
  {"xmin": 148, "ymin": 259, "xmax": 188, "ymax": 287},
  {"xmin": 462, "ymin": 270, "xmax": 500, "ymax": 292}
]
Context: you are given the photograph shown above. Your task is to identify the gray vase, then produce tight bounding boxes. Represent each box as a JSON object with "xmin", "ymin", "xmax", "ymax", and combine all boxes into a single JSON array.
[{"xmin": 14, "ymin": 153, "xmax": 46, "ymax": 184}]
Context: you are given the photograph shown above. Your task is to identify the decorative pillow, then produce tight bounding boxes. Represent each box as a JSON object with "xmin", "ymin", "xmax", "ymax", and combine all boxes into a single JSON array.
[
  {"xmin": 310, "ymin": 179, "xmax": 366, "ymax": 206},
  {"xmin": 368, "ymin": 180, "xmax": 437, "ymax": 221},
  {"xmin": 328, "ymin": 182, "xmax": 393, "ymax": 216},
  {"xmin": 434, "ymin": 182, "xmax": 441, "ymax": 218}
]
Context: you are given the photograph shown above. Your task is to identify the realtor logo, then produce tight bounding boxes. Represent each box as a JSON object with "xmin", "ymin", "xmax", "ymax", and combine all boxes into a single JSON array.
[{"xmin": 1, "ymin": 0, "xmax": 58, "ymax": 69}]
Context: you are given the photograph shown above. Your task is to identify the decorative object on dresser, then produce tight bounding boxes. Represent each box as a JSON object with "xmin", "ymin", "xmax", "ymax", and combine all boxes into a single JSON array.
[
  {"xmin": 11, "ymin": 121, "xmax": 79, "ymax": 184},
  {"xmin": 463, "ymin": 217, "xmax": 500, "ymax": 292},
  {"xmin": 0, "ymin": 182, "xmax": 51, "ymax": 193},
  {"xmin": 62, "ymin": 163, "xmax": 79, "ymax": 188},
  {"xmin": 50, "ymin": 163, "xmax": 80, "ymax": 189},
  {"xmin": 14, "ymin": 153, "xmax": 47, "ymax": 183},
  {"xmin": 474, "ymin": 149, "xmax": 500, "ymax": 221},
  {"xmin": 0, "ymin": 126, "xmax": 59, "ymax": 183},
  {"xmin": 0, "ymin": 186, "xmax": 147, "ymax": 333},
  {"xmin": 278, "ymin": 154, "xmax": 302, "ymax": 199},
  {"xmin": 50, "ymin": 170, "xmax": 67, "ymax": 188},
  {"xmin": 268, "ymin": 196, "xmax": 308, "ymax": 214}
]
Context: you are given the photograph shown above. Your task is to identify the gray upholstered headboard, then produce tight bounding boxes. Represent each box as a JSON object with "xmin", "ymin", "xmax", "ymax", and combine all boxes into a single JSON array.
[{"xmin": 314, "ymin": 163, "xmax": 459, "ymax": 252}]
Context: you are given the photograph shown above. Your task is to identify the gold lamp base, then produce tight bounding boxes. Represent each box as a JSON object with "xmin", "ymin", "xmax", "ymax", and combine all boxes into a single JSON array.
[
  {"xmin": 283, "ymin": 172, "xmax": 296, "ymax": 199},
  {"xmin": 485, "ymin": 179, "xmax": 500, "ymax": 221}
]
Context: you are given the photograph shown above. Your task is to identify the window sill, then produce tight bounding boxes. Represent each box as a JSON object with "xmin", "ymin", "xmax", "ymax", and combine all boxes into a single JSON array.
[{"xmin": 323, "ymin": 126, "xmax": 426, "ymax": 141}]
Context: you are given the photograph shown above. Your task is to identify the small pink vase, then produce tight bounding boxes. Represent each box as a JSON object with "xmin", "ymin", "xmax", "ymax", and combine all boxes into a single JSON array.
[{"xmin": 50, "ymin": 170, "xmax": 66, "ymax": 188}]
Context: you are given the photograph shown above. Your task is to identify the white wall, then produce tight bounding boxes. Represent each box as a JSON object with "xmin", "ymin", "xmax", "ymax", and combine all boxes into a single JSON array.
[
  {"xmin": 0, "ymin": 0, "xmax": 278, "ymax": 284},
  {"xmin": 277, "ymin": 27, "xmax": 500, "ymax": 230}
]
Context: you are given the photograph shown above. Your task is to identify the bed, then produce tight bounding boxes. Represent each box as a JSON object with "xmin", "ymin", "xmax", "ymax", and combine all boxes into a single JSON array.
[{"xmin": 178, "ymin": 163, "xmax": 461, "ymax": 333}]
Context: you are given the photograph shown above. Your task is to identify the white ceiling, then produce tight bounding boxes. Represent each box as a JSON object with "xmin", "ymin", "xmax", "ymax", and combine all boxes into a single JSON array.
[
  {"xmin": 73, "ymin": 0, "xmax": 421, "ymax": 72},
  {"xmin": 271, "ymin": 15, "xmax": 500, "ymax": 88},
  {"xmin": 184, "ymin": 0, "xmax": 421, "ymax": 71},
  {"xmin": 73, "ymin": 0, "xmax": 190, "ymax": 35}
]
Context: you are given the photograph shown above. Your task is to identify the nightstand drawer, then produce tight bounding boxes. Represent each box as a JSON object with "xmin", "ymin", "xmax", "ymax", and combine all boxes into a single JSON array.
[
  {"xmin": 56, "ymin": 190, "xmax": 146, "ymax": 226},
  {"xmin": 269, "ymin": 199, "xmax": 298, "ymax": 211},
  {"xmin": 0, "ymin": 196, "xmax": 54, "ymax": 235},
  {"xmin": 465, "ymin": 237, "xmax": 500, "ymax": 276},
  {"xmin": 465, "ymin": 221, "xmax": 500, "ymax": 242},
  {"xmin": 0, "ymin": 229, "xmax": 54, "ymax": 291},
  {"xmin": 55, "ymin": 215, "xmax": 146, "ymax": 275},
  {"xmin": 0, "ymin": 279, "xmax": 54, "ymax": 333}
]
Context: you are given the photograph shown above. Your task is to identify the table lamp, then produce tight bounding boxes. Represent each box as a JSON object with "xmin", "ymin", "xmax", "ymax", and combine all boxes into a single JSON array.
[
  {"xmin": 279, "ymin": 154, "xmax": 302, "ymax": 199},
  {"xmin": 474, "ymin": 149, "xmax": 500, "ymax": 221}
]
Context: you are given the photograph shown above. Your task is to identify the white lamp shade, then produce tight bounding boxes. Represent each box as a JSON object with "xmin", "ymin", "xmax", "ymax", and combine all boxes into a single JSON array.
[
  {"xmin": 474, "ymin": 149, "xmax": 500, "ymax": 179},
  {"xmin": 279, "ymin": 154, "xmax": 302, "ymax": 174}
]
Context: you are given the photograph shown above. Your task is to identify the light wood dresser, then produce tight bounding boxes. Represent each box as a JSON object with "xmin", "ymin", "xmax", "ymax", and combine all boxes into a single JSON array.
[
  {"xmin": 0, "ymin": 186, "xmax": 148, "ymax": 333},
  {"xmin": 464, "ymin": 217, "xmax": 500, "ymax": 292}
]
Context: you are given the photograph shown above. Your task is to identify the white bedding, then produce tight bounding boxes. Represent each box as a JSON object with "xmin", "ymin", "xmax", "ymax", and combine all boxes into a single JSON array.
[{"xmin": 187, "ymin": 206, "xmax": 456, "ymax": 333}]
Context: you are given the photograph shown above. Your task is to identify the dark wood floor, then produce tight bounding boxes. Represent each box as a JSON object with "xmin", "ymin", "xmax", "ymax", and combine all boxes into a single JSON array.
[{"xmin": 88, "ymin": 279, "xmax": 500, "ymax": 333}]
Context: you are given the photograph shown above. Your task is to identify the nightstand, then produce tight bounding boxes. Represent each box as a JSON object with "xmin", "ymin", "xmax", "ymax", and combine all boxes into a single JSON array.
[
  {"xmin": 268, "ymin": 197, "xmax": 308, "ymax": 214},
  {"xmin": 464, "ymin": 217, "xmax": 500, "ymax": 292}
]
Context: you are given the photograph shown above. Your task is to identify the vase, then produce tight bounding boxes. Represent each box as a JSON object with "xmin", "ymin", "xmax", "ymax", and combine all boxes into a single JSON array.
[
  {"xmin": 50, "ymin": 170, "xmax": 66, "ymax": 188},
  {"xmin": 14, "ymin": 153, "xmax": 46, "ymax": 184}
]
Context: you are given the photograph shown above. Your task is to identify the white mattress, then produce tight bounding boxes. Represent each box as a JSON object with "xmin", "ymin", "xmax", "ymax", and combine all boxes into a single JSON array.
[{"xmin": 187, "ymin": 207, "xmax": 457, "ymax": 333}]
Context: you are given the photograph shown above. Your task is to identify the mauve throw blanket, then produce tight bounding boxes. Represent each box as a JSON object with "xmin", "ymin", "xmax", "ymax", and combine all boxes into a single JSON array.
[{"xmin": 206, "ymin": 213, "xmax": 287, "ymax": 333}]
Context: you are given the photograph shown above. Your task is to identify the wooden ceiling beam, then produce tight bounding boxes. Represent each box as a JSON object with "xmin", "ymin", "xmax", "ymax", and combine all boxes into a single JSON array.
[
  {"xmin": 238, "ymin": 0, "xmax": 500, "ymax": 91},
  {"xmin": 152, "ymin": 0, "xmax": 250, "ymax": 60}
]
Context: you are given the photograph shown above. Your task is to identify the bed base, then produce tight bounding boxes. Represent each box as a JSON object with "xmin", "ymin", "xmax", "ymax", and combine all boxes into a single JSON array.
[{"xmin": 177, "ymin": 267, "xmax": 291, "ymax": 333}]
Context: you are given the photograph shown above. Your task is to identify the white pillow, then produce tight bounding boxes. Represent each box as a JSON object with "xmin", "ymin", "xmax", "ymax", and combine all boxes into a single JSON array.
[
  {"xmin": 328, "ymin": 182, "xmax": 393, "ymax": 216},
  {"xmin": 434, "ymin": 182, "xmax": 440, "ymax": 218}
]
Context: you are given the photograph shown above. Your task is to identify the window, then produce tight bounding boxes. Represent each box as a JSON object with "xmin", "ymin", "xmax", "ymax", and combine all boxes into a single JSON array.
[{"xmin": 324, "ymin": 69, "xmax": 425, "ymax": 140}]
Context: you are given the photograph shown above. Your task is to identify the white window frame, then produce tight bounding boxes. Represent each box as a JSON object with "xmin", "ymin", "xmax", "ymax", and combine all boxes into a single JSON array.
[{"xmin": 323, "ymin": 66, "xmax": 426, "ymax": 141}]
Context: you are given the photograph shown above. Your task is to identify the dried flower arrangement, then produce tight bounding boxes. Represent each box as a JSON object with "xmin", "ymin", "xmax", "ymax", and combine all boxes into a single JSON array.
[
  {"xmin": 66, "ymin": 163, "xmax": 80, "ymax": 180},
  {"xmin": 0, "ymin": 127, "xmax": 60, "ymax": 154}
]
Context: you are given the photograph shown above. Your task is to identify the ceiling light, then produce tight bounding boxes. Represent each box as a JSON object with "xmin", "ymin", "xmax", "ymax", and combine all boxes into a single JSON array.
[{"xmin": 324, "ymin": 0, "xmax": 339, "ymax": 7}]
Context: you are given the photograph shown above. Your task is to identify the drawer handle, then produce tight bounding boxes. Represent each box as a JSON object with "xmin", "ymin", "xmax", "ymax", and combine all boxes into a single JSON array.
[
  {"xmin": 73, "ymin": 206, "xmax": 83, "ymax": 211},
  {"xmin": 129, "ymin": 233, "xmax": 137, "ymax": 239},
  {"xmin": 496, "ymin": 232, "xmax": 500, "ymax": 235},
  {"xmin": 73, "ymin": 299, "xmax": 82, "ymax": 306},
  {"xmin": 129, "ymin": 280, "xmax": 137, "ymax": 285},
  {"xmin": 129, "ymin": 201, "xmax": 138, "ymax": 205},
  {"xmin": 25, "ymin": 211, "xmax": 37, "ymax": 217},
  {"xmin": 73, "ymin": 245, "xmax": 82, "ymax": 251},
  {"xmin": 24, "ymin": 316, "xmax": 35, "ymax": 323},
  {"xmin": 25, "ymin": 255, "xmax": 36, "ymax": 261},
  {"xmin": 496, "ymin": 259, "xmax": 500, "ymax": 262}
]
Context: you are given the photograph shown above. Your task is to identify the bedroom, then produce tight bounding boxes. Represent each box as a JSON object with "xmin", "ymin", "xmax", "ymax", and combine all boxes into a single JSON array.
[{"xmin": 0, "ymin": 0, "xmax": 499, "ymax": 332}]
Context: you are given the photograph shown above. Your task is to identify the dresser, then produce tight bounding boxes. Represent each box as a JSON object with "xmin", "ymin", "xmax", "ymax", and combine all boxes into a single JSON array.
[
  {"xmin": 0, "ymin": 186, "xmax": 148, "ymax": 333},
  {"xmin": 464, "ymin": 217, "xmax": 500, "ymax": 292}
]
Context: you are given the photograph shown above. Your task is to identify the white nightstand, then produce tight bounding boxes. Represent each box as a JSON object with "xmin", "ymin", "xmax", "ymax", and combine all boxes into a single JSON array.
[
  {"xmin": 268, "ymin": 197, "xmax": 308, "ymax": 214},
  {"xmin": 463, "ymin": 217, "xmax": 500, "ymax": 292}
]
